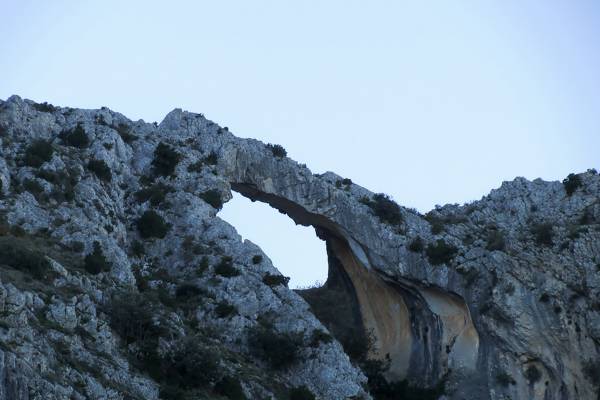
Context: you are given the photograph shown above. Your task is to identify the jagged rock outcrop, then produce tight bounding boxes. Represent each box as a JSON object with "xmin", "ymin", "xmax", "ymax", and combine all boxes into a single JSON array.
[{"xmin": 0, "ymin": 95, "xmax": 598, "ymax": 399}]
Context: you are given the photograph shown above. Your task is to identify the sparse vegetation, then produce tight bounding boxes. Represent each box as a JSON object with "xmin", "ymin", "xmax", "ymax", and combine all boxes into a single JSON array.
[
  {"xmin": 199, "ymin": 189, "xmax": 223, "ymax": 210},
  {"xmin": 486, "ymin": 229, "xmax": 506, "ymax": 251},
  {"xmin": 33, "ymin": 102, "xmax": 56, "ymax": 113},
  {"xmin": 363, "ymin": 357, "xmax": 446, "ymax": 400},
  {"xmin": 214, "ymin": 301, "xmax": 237, "ymax": 318},
  {"xmin": 582, "ymin": 360, "xmax": 600, "ymax": 384},
  {"xmin": 360, "ymin": 193, "xmax": 403, "ymax": 226},
  {"xmin": 214, "ymin": 256, "xmax": 240, "ymax": 277},
  {"xmin": 563, "ymin": 173, "xmax": 582, "ymax": 196},
  {"xmin": 135, "ymin": 183, "xmax": 174, "ymax": 206},
  {"xmin": 60, "ymin": 124, "xmax": 89, "ymax": 148},
  {"xmin": 524, "ymin": 365, "xmax": 542, "ymax": 384},
  {"xmin": 266, "ymin": 143, "xmax": 287, "ymax": 158},
  {"xmin": 0, "ymin": 236, "xmax": 52, "ymax": 279},
  {"xmin": 408, "ymin": 236, "xmax": 424, "ymax": 252},
  {"xmin": 530, "ymin": 222, "xmax": 554, "ymax": 246},
  {"xmin": 187, "ymin": 151, "xmax": 219, "ymax": 173},
  {"xmin": 248, "ymin": 323, "xmax": 303, "ymax": 369},
  {"xmin": 252, "ymin": 255, "xmax": 263, "ymax": 264},
  {"xmin": 289, "ymin": 386, "xmax": 316, "ymax": 400},
  {"xmin": 496, "ymin": 371, "xmax": 516, "ymax": 387},
  {"xmin": 114, "ymin": 123, "xmax": 137, "ymax": 144},
  {"xmin": 425, "ymin": 239, "xmax": 457, "ymax": 265},
  {"xmin": 83, "ymin": 241, "xmax": 111, "ymax": 274},
  {"xmin": 214, "ymin": 376, "xmax": 246, "ymax": 400},
  {"xmin": 137, "ymin": 210, "xmax": 170, "ymax": 239},
  {"xmin": 262, "ymin": 273, "xmax": 290, "ymax": 287},
  {"xmin": 87, "ymin": 159, "xmax": 112, "ymax": 182},
  {"xmin": 24, "ymin": 139, "xmax": 54, "ymax": 167},
  {"xmin": 152, "ymin": 142, "xmax": 181, "ymax": 177},
  {"xmin": 309, "ymin": 329, "xmax": 333, "ymax": 347}
]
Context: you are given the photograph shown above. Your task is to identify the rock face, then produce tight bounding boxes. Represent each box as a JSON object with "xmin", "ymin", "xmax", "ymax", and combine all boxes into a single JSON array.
[{"xmin": 0, "ymin": 95, "xmax": 598, "ymax": 399}]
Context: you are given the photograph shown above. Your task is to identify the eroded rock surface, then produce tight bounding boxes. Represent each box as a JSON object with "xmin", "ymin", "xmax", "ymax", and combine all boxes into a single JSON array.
[{"xmin": 0, "ymin": 95, "xmax": 598, "ymax": 399}]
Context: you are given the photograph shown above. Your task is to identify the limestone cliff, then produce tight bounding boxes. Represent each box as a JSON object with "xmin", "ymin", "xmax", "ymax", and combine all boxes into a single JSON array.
[{"xmin": 0, "ymin": 95, "xmax": 598, "ymax": 399}]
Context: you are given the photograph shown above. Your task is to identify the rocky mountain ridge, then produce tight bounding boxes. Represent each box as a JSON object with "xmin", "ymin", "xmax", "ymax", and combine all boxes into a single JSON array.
[{"xmin": 0, "ymin": 95, "xmax": 598, "ymax": 399}]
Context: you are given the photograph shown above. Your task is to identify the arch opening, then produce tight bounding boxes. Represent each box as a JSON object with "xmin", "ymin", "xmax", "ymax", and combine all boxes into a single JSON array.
[
  {"xmin": 219, "ymin": 190, "xmax": 328, "ymax": 289},
  {"xmin": 225, "ymin": 182, "xmax": 479, "ymax": 388}
]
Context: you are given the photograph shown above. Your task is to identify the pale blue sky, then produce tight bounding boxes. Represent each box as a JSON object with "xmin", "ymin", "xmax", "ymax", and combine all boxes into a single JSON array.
[{"xmin": 1, "ymin": 1, "xmax": 599, "ymax": 287}]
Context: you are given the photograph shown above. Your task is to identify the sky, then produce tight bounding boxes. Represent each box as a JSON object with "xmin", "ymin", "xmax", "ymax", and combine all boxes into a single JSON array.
[{"xmin": 1, "ymin": 1, "xmax": 599, "ymax": 287}]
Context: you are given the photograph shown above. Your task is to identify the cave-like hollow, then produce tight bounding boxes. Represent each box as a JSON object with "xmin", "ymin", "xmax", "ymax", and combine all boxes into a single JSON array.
[{"xmin": 230, "ymin": 183, "xmax": 479, "ymax": 388}]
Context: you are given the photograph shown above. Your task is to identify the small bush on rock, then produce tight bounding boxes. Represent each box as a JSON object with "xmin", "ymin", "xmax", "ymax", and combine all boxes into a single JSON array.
[
  {"xmin": 425, "ymin": 239, "xmax": 457, "ymax": 265},
  {"xmin": 33, "ymin": 102, "xmax": 56, "ymax": 113},
  {"xmin": 24, "ymin": 140, "xmax": 54, "ymax": 167},
  {"xmin": 262, "ymin": 273, "xmax": 290, "ymax": 287},
  {"xmin": 215, "ymin": 301, "xmax": 237, "ymax": 318},
  {"xmin": 214, "ymin": 256, "xmax": 240, "ymax": 277},
  {"xmin": 248, "ymin": 323, "xmax": 303, "ymax": 369},
  {"xmin": 0, "ymin": 237, "xmax": 51, "ymax": 279},
  {"xmin": 87, "ymin": 159, "xmax": 112, "ymax": 182},
  {"xmin": 135, "ymin": 183, "xmax": 174, "ymax": 206},
  {"xmin": 266, "ymin": 143, "xmax": 287, "ymax": 158},
  {"xmin": 114, "ymin": 123, "xmax": 137, "ymax": 144},
  {"xmin": 408, "ymin": 236, "xmax": 424, "ymax": 252},
  {"xmin": 289, "ymin": 386, "xmax": 316, "ymax": 400},
  {"xmin": 60, "ymin": 124, "xmax": 89, "ymax": 148},
  {"xmin": 214, "ymin": 376, "xmax": 246, "ymax": 400},
  {"xmin": 199, "ymin": 189, "xmax": 223, "ymax": 210},
  {"xmin": 137, "ymin": 210, "xmax": 170, "ymax": 239},
  {"xmin": 360, "ymin": 193, "xmax": 403, "ymax": 226},
  {"xmin": 252, "ymin": 255, "xmax": 263, "ymax": 264},
  {"xmin": 524, "ymin": 365, "xmax": 542, "ymax": 384},
  {"xmin": 152, "ymin": 142, "xmax": 181, "ymax": 177},
  {"xmin": 530, "ymin": 222, "xmax": 554, "ymax": 246},
  {"xmin": 84, "ymin": 241, "xmax": 111, "ymax": 274},
  {"xmin": 486, "ymin": 229, "xmax": 506, "ymax": 251},
  {"xmin": 563, "ymin": 173, "xmax": 582, "ymax": 196}
]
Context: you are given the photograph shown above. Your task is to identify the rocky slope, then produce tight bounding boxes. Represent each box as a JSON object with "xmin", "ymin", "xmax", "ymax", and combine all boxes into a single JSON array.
[{"xmin": 0, "ymin": 95, "xmax": 598, "ymax": 399}]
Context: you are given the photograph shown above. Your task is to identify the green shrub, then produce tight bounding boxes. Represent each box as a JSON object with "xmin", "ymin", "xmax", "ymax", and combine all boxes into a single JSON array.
[
  {"xmin": 24, "ymin": 140, "xmax": 54, "ymax": 167},
  {"xmin": 524, "ymin": 365, "xmax": 541, "ymax": 384},
  {"xmin": 175, "ymin": 283, "xmax": 205, "ymax": 301},
  {"xmin": 266, "ymin": 143, "xmax": 287, "ymax": 158},
  {"xmin": 362, "ymin": 358, "xmax": 445, "ymax": 400},
  {"xmin": 262, "ymin": 273, "xmax": 290, "ymax": 287},
  {"xmin": 530, "ymin": 222, "xmax": 554, "ymax": 246},
  {"xmin": 425, "ymin": 239, "xmax": 457, "ymax": 265},
  {"xmin": 341, "ymin": 178, "xmax": 352, "ymax": 185},
  {"xmin": 137, "ymin": 210, "xmax": 170, "ymax": 239},
  {"xmin": 23, "ymin": 178, "xmax": 45, "ymax": 200},
  {"xmin": 114, "ymin": 123, "xmax": 137, "ymax": 144},
  {"xmin": 33, "ymin": 102, "xmax": 56, "ymax": 113},
  {"xmin": 108, "ymin": 293, "xmax": 165, "ymax": 347},
  {"xmin": 199, "ymin": 189, "xmax": 223, "ymax": 210},
  {"xmin": 214, "ymin": 376, "xmax": 246, "ymax": 400},
  {"xmin": 0, "ymin": 237, "xmax": 51, "ymax": 279},
  {"xmin": 496, "ymin": 371, "xmax": 516, "ymax": 387},
  {"xmin": 360, "ymin": 193, "xmax": 403, "ymax": 226},
  {"xmin": 289, "ymin": 386, "xmax": 315, "ymax": 400},
  {"xmin": 87, "ymin": 159, "xmax": 112, "ymax": 182},
  {"xmin": 563, "ymin": 173, "xmax": 582, "ymax": 196},
  {"xmin": 214, "ymin": 301, "xmax": 237, "ymax": 318},
  {"xmin": 252, "ymin": 255, "xmax": 263, "ymax": 264},
  {"xmin": 214, "ymin": 256, "xmax": 240, "ymax": 277},
  {"xmin": 248, "ymin": 324, "xmax": 303, "ymax": 369},
  {"xmin": 161, "ymin": 337, "xmax": 221, "ymax": 389},
  {"xmin": 582, "ymin": 360, "xmax": 600, "ymax": 384},
  {"xmin": 187, "ymin": 151, "xmax": 219, "ymax": 173},
  {"xmin": 486, "ymin": 229, "xmax": 506, "ymax": 251},
  {"xmin": 152, "ymin": 142, "xmax": 181, "ymax": 177},
  {"xmin": 135, "ymin": 183, "xmax": 174, "ymax": 206},
  {"xmin": 60, "ymin": 124, "xmax": 89, "ymax": 148},
  {"xmin": 310, "ymin": 329, "xmax": 333, "ymax": 347},
  {"xmin": 408, "ymin": 236, "xmax": 424, "ymax": 252},
  {"xmin": 84, "ymin": 241, "xmax": 111, "ymax": 274}
]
